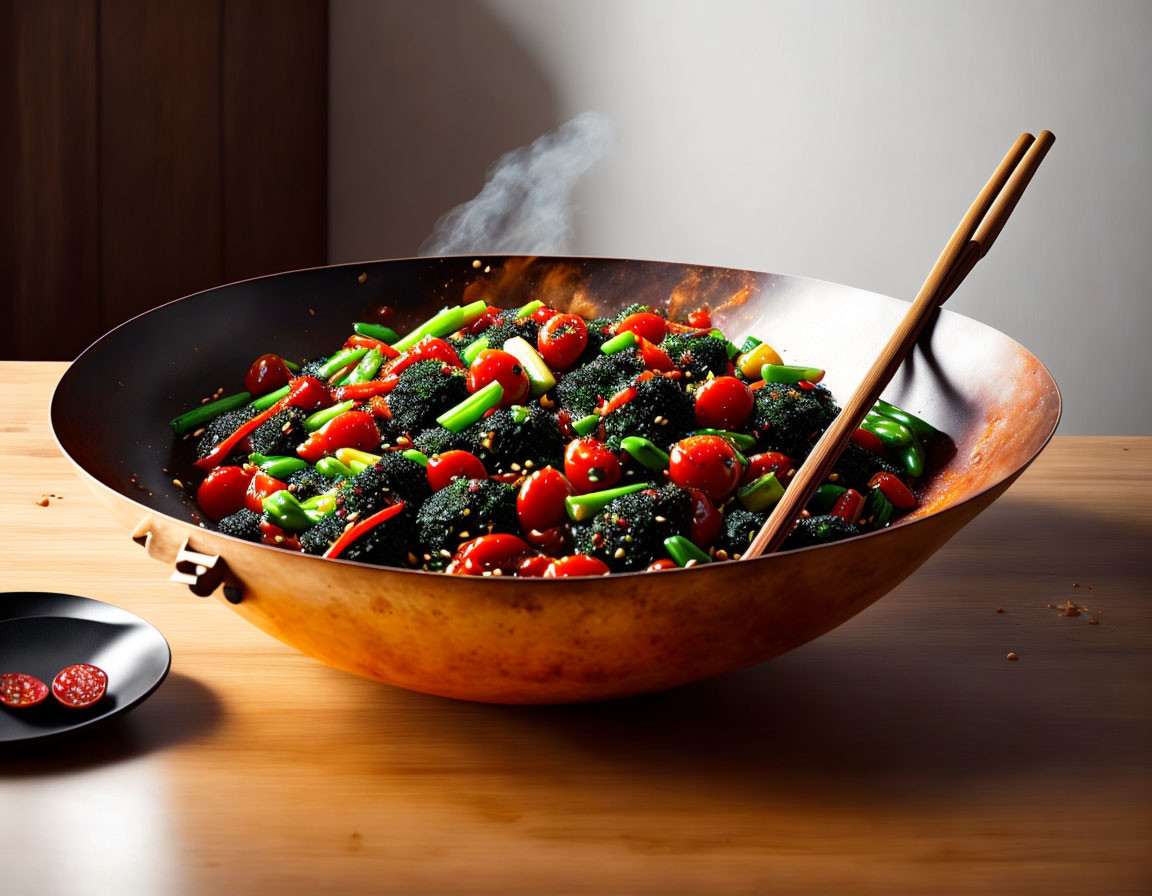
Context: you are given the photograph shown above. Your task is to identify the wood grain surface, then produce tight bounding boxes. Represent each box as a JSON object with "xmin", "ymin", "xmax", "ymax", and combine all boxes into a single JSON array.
[{"xmin": 1, "ymin": 362, "xmax": 1149, "ymax": 895}]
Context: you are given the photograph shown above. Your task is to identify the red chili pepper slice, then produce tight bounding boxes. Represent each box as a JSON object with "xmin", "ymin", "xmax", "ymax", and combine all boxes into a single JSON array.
[
  {"xmin": 367, "ymin": 395, "xmax": 392, "ymax": 419},
  {"xmin": 333, "ymin": 381, "xmax": 394, "ymax": 400},
  {"xmin": 344, "ymin": 334, "xmax": 401, "ymax": 357},
  {"xmin": 637, "ymin": 337, "xmax": 675, "ymax": 372},
  {"xmin": 51, "ymin": 664, "xmax": 108, "ymax": 709},
  {"xmin": 245, "ymin": 472, "xmax": 288, "ymax": 514},
  {"xmin": 868, "ymin": 472, "xmax": 918, "ymax": 509},
  {"xmin": 830, "ymin": 488, "xmax": 865, "ymax": 524},
  {"xmin": 195, "ymin": 376, "xmax": 331, "ymax": 470},
  {"xmin": 600, "ymin": 385, "xmax": 637, "ymax": 416},
  {"xmin": 850, "ymin": 427, "xmax": 886, "ymax": 456},
  {"xmin": 445, "ymin": 533, "xmax": 533, "ymax": 576},
  {"xmin": 323, "ymin": 502, "xmax": 407, "ymax": 559}
]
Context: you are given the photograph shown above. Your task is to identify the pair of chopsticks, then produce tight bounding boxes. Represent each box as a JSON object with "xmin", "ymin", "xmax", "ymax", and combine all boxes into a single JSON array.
[{"xmin": 743, "ymin": 131, "xmax": 1055, "ymax": 560}]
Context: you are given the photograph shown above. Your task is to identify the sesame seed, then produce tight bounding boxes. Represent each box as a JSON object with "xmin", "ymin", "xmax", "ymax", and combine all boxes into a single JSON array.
[
  {"xmin": 461, "ymin": 508, "xmax": 471, "ymax": 517},
  {"xmin": 715, "ymin": 549, "xmax": 729, "ymax": 560},
  {"xmin": 358, "ymin": 272, "xmax": 368, "ymax": 283},
  {"xmin": 491, "ymin": 568, "xmax": 503, "ymax": 576},
  {"xmin": 192, "ymin": 428, "xmax": 205, "ymax": 437},
  {"xmin": 172, "ymin": 478, "xmax": 183, "ymax": 488},
  {"xmin": 614, "ymin": 547, "xmax": 626, "ymax": 559},
  {"xmin": 524, "ymin": 460, "xmax": 534, "ymax": 468},
  {"xmin": 828, "ymin": 473, "xmax": 839, "ymax": 482},
  {"xmin": 274, "ymin": 535, "xmax": 284, "ymax": 544},
  {"xmin": 407, "ymin": 552, "xmax": 419, "ymax": 565},
  {"xmin": 510, "ymin": 463, "xmax": 521, "ymax": 472},
  {"xmin": 482, "ymin": 570, "xmax": 493, "ymax": 577},
  {"xmin": 423, "ymin": 553, "xmax": 432, "ymax": 561},
  {"xmin": 732, "ymin": 553, "xmax": 742, "ymax": 560},
  {"xmin": 472, "ymin": 259, "xmax": 482, "ymax": 269},
  {"xmin": 458, "ymin": 531, "xmax": 470, "ymax": 539},
  {"xmin": 654, "ymin": 515, "xmax": 667, "ymax": 523},
  {"xmin": 684, "ymin": 559, "xmax": 698, "ymax": 568},
  {"xmin": 624, "ymin": 535, "xmax": 633, "ymax": 542}
]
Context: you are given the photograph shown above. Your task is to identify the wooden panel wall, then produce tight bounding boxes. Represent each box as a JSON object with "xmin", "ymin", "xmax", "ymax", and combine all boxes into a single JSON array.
[{"xmin": 0, "ymin": 0, "xmax": 328, "ymax": 361}]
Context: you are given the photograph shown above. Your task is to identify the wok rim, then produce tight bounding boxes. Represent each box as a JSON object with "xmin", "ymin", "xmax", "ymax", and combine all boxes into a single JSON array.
[{"xmin": 49, "ymin": 254, "xmax": 1063, "ymax": 582}]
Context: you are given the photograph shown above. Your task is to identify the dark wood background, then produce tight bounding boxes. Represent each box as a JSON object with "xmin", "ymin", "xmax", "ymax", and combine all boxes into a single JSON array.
[{"xmin": 0, "ymin": 0, "xmax": 328, "ymax": 361}]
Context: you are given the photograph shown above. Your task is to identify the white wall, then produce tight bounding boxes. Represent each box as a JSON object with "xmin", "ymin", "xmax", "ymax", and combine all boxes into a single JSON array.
[{"xmin": 330, "ymin": 0, "xmax": 1152, "ymax": 434}]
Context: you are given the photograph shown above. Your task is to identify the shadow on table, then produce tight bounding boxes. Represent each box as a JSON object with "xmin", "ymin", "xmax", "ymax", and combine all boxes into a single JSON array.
[
  {"xmin": 0, "ymin": 673, "xmax": 222, "ymax": 774},
  {"xmin": 366, "ymin": 496, "xmax": 1151, "ymax": 810}
]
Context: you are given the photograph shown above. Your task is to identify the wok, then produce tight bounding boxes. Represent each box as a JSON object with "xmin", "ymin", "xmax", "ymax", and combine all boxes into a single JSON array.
[{"xmin": 51, "ymin": 256, "xmax": 1060, "ymax": 704}]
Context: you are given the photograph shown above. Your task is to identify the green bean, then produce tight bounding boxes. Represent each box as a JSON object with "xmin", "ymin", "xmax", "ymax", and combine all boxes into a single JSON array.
[
  {"xmin": 564, "ymin": 482, "xmax": 651, "ymax": 522},
  {"xmin": 863, "ymin": 487, "xmax": 893, "ymax": 528},
  {"xmin": 436, "ymin": 381, "xmax": 504, "ymax": 432},
  {"xmin": 620, "ymin": 436, "xmax": 670, "ymax": 471},
  {"xmin": 897, "ymin": 440, "xmax": 926, "ymax": 478},
  {"xmin": 693, "ymin": 429, "xmax": 756, "ymax": 451},
  {"xmin": 262, "ymin": 491, "xmax": 324, "ymax": 531},
  {"xmin": 516, "ymin": 299, "xmax": 544, "ymax": 319},
  {"xmin": 247, "ymin": 453, "xmax": 309, "ymax": 478},
  {"xmin": 571, "ymin": 414, "xmax": 601, "ymax": 437},
  {"xmin": 353, "ymin": 321, "xmax": 400, "ymax": 344},
  {"xmin": 600, "ymin": 331, "xmax": 637, "ymax": 355},
  {"xmin": 663, "ymin": 535, "xmax": 711, "ymax": 567},
  {"xmin": 170, "ymin": 391, "xmax": 252, "ymax": 435},
  {"xmin": 316, "ymin": 456, "xmax": 356, "ymax": 479},
  {"xmin": 251, "ymin": 384, "xmax": 291, "ymax": 410},
  {"xmin": 316, "ymin": 348, "xmax": 368, "ymax": 380},
  {"xmin": 304, "ymin": 400, "xmax": 355, "ymax": 432},
  {"xmin": 401, "ymin": 449, "xmax": 429, "ymax": 467},
  {"xmin": 808, "ymin": 483, "xmax": 847, "ymax": 514},
  {"xmin": 462, "ymin": 337, "xmax": 489, "ymax": 365},
  {"xmin": 760, "ymin": 364, "xmax": 825, "ymax": 384},
  {"xmin": 343, "ymin": 347, "xmax": 382, "ymax": 385},
  {"xmin": 873, "ymin": 399, "xmax": 939, "ymax": 438}
]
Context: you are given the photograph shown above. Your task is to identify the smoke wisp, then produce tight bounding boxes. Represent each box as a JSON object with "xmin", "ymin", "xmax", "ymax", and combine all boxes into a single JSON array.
[{"xmin": 420, "ymin": 111, "xmax": 612, "ymax": 256}]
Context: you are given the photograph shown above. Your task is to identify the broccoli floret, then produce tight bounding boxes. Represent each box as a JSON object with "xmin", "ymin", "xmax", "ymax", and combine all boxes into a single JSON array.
[
  {"xmin": 456, "ymin": 317, "xmax": 540, "ymax": 352},
  {"xmin": 195, "ymin": 406, "xmax": 257, "ymax": 461},
  {"xmin": 601, "ymin": 375, "xmax": 696, "ymax": 451},
  {"xmin": 750, "ymin": 382, "xmax": 839, "ymax": 458},
  {"xmin": 571, "ymin": 483, "xmax": 692, "ymax": 572},
  {"xmin": 414, "ymin": 478, "xmax": 518, "ymax": 569},
  {"xmin": 613, "ymin": 303, "xmax": 665, "ymax": 323},
  {"xmin": 337, "ymin": 452, "xmax": 430, "ymax": 516},
  {"xmin": 413, "ymin": 406, "xmax": 564, "ymax": 475},
  {"xmin": 217, "ymin": 508, "xmax": 262, "ymax": 542},
  {"xmin": 248, "ymin": 407, "xmax": 308, "ymax": 457},
  {"xmin": 384, "ymin": 360, "xmax": 469, "ymax": 433},
  {"xmin": 575, "ymin": 316, "xmax": 615, "ymax": 363},
  {"xmin": 300, "ymin": 505, "xmax": 413, "ymax": 567},
  {"xmin": 299, "ymin": 356, "xmax": 330, "ymax": 378},
  {"xmin": 661, "ymin": 333, "xmax": 729, "ymax": 382},
  {"xmin": 554, "ymin": 348, "xmax": 644, "ymax": 416},
  {"xmin": 831, "ymin": 442, "xmax": 904, "ymax": 491},
  {"xmin": 299, "ymin": 514, "xmax": 346, "ymax": 556},
  {"xmin": 286, "ymin": 466, "xmax": 333, "ymax": 501},
  {"xmin": 714, "ymin": 507, "xmax": 768, "ymax": 560},
  {"xmin": 783, "ymin": 514, "xmax": 861, "ymax": 550}
]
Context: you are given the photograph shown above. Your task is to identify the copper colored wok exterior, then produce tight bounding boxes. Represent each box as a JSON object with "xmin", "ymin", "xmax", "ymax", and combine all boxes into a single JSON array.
[{"xmin": 51, "ymin": 256, "xmax": 1061, "ymax": 704}]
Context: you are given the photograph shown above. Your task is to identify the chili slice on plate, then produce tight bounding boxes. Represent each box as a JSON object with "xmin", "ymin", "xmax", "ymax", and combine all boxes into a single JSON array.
[
  {"xmin": 0, "ymin": 672, "xmax": 50, "ymax": 708},
  {"xmin": 51, "ymin": 664, "xmax": 108, "ymax": 709}
]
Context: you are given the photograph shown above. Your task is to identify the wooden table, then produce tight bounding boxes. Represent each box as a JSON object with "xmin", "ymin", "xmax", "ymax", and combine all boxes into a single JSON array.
[{"xmin": 2, "ymin": 362, "xmax": 1149, "ymax": 895}]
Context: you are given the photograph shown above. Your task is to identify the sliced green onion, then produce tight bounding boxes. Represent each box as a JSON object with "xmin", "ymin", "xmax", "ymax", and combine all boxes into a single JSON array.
[
  {"xmin": 571, "ymin": 414, "xmax": 601, "ymax": 437},
  {"xmin": 516, "ymin": 299, "xmax": 544, "ymax": 319},
  {"xmin": 601, "ymin": 331, "xmax": 638, "ymax": 355},
  {"xmin": 304, "ymin": 400, "xmax": 355, "ymax": 432},
  {"xmin": 462, "ymin": 336, "xmax": 489, "ymax": 365},
  {"xmin": 738, "ymin": 336, "xmax": 762, "ymax": 354},
  {"xmin": 874, "ymin": 399, "xmax": 939, "ymax": 438},
  {"xmin": 342, "ymin": 347, "xmax": 383, "ymax": 385},
  {"xmin": 251, "ymin": 384, "xmax": 291, "ymax": 411},
  {"xmin": 401, "ymin": 449, "xmax": 429, "ymax": 467},
  {"xmin": 898, "ymin": 439, "xmax": 926, "ymax": 477},
  {"xmin": 693, "ymin": 428, "xmax": 756, "ymax": 451},
  {"xmin": 316, "ymin": 347, "xmax": 369, "ymax": 380},
  {"xmin": 620, "ymin": 436, "xmax": 670, "ymax": 472},
  {"xmin": 808, "ymin": 483, "xmax": 847, "ymax": 514},
  {"xmin": 503, "ymin": 336, "xmax": 556, "ymax": 397},
  {"xmin": 737, "ymin": 472, "xmax": 785, "ymax": 511},
  {"xmin": 760, "ymin": 364, "xmax": 825, "ymax": 384},
  {"xmin": 262, "ymin": 491, "xmax": 324, "ymax": 531},
  {"xmin": 436, "ymin": 380, "xmax": 504, "ymax": 432},
  {"xmin": 247, "ymin": 453, "xmax": 309, "ymax": 478},
  {"xmin": 392, "ymin": 302, "xmax": 486, "ymax": 353},
  {"xmin": 353, "ymin": 321, "xmax": 400, "ymax": 344},
  {"xmin": 664, "ymin": 535, "xmax": 711, "ymax": 567},
  {"xmin": 316, "ymin": 456, "xmax": 355, "ymax": 479},
  {"xmin": 564, "ymin": 482, "xmax": 652, "ymax": 522},
  {"xmin": 170, "ymin": 391, "xmax": 252, "ymax": 435},
  {"xmin": 283, "ymin": 360, "xmax": 301, "ymax": 372},
  {"xmin": 509, "ymin": 404, "xmax": 532, "ymax": 424},
  {"xmin": 335, "ymin": 447, "xmax": 382, "ymax": 472}
]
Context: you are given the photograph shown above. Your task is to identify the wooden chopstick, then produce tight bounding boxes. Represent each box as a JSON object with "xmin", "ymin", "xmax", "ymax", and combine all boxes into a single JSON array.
[{"xmin": 741, "ymin": 131, "xmax": 1055, "ymax": 560}]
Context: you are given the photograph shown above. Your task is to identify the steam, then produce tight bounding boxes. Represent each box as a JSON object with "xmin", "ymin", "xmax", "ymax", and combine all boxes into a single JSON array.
[{"xmin": 420, "ymin": 111, "xmax": 612, "ymax": 256}]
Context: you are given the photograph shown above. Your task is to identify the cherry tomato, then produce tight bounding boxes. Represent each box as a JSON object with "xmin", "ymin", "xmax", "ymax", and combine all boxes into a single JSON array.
[
  {"xmin": 537, "ymin": 313, "xmax": 588, "ymax": 369},
  {"xmin": 245, "ymin": 471, "xmax": 288, "ymax": 513},
  {"xmin": 615, "ymin": 312, "xmax": 667, "ymax": 344},
  {"xmin": 515, "ymin": 555, "xmax": 554, "ymax": 577},
  {"xmin": 647, "ymin": 558, "xmax": 678, "ymax": 571},
  {"xmin": 530, "ymin": 305, "xmax": 560, "ymax": 324},
  {"xmin": 830, "ymin": 488, "xmax": 865, "ymax": 524},
  {"xmin": 427, "ymin": 450, "xmax": 488, "ymax": 491},
  {"xmin": 668, "ymin": 435, "xmax": 742, "ymax": 502},
  {"xmin": 283, "ymin": 375, "xmax": 333, "ymax": 412},
  {"xmin": 517, "ymin": 466, "xmax": 575, "ymax": 531},
  {"xmin": 361, "ymin": 303, "xmax": 394, "ymax": 325},
  {"xmin": 687, "ymin": 488, "xmax": 722, "ymax": 549},
  {"xmin": 467, "ymin": 349, "xmax": 530, "ymax": 406},
  {"xmin": 296, "ymin": 410, "xmax": 380, "ymax": 463},
  {"xmin": 196, "ymin": 465, "xmax": 253, "ymax": 520},
  {"xmin": 740, "ymin": 452, "xmax": 795, "ymax": 486},
  {"xmin": 244, "ymin": 354, "xmax": 293, "ymax": 398},
  {"xmin": 447, "ymin": 534, "xmax": 532, "ymax": 576},
  {"xmin": 868, "ymin": 472, "xmax": 918, "ymax": 510},
  {"xmin": 523, "ymin": 524, "xmax": 573, "ymax": 556},
  {"xmin": 543, "ymin": 555, "xmax": 612, "ymax": 577},
  {"xmin": 693, "ymin": 376, "xmax": 754, "ymax": 430},
  {"xmin": 564, "ymin": 438, "xmax": 621, "ymax": 493},
  {"xmin": 686, "ymin": 308, "xmax": 712, "ymax": 329}
]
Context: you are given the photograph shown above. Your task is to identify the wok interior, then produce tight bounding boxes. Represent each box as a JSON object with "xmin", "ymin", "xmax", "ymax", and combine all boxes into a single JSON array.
[{"xmin": 52, "ymin": 255, "xmax": 1059, "ymax": 531}]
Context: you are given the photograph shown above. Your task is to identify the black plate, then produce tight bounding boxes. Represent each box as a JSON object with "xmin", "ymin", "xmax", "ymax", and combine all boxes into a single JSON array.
[{"xmin": 0, "ymin": 593, "xmax": 171, "ymax": 744}]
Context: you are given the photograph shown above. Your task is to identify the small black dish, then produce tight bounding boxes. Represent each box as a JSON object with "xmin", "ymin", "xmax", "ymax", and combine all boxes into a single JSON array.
[{"xmin": 0, "ymin": 592, "xmax": 171, "ymax": 745}]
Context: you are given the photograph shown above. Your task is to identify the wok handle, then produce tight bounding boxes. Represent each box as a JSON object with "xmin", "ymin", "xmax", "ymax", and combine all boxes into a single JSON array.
[{"xmin": 130, "ymin": 516, "xmax": 244, "ymax": 603}]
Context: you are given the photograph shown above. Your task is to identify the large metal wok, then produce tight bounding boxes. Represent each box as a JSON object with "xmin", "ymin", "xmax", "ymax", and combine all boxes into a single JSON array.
[{"xmin": 51, "ymin": 256, "xmax": 1060, "ymax": 703}]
